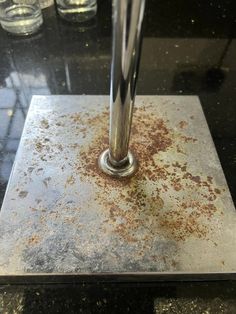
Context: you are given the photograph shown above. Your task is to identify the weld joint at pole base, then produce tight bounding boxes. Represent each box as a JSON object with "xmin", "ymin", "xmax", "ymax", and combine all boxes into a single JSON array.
[{"xmin": 98, "ymin": 149, "xmax": 138, "ymax": 178}]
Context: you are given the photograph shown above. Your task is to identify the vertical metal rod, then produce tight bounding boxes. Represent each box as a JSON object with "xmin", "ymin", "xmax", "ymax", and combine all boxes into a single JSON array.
[
  {"xmin": 99, "ymin": 0, "xmax": 145, "ymax": 177},
  {"xmin": 109, "ymin": 0, "xmax": 145, "ymax": 165}
]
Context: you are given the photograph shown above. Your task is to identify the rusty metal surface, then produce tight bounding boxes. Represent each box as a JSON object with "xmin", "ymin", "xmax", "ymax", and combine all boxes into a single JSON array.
[{"xmin": 0, "ymin": 95, "xmax": 235, "ymax": 280}]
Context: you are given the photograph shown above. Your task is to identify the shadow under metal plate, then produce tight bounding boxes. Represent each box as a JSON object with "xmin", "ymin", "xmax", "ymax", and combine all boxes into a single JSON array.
[{"xmin": 0, "ymin": 95, "xmax": 235, "ymax": 283}]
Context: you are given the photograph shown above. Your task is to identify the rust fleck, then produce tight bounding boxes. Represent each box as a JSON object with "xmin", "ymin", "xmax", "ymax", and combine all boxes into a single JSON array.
[
  {"xmin": 57, "ymin": 144, "xmax": 63, "ymax": 152},
  {"xmin": 35, "ymin": 141, "xmax": 44, "ymax": 153},
  {"xmin": 56, "ymin": 121, "xmax": 64, "ymax": 127},
  {"xmin": 181, "ymin": 135, "xmax": 198, "ymax": 143},
  {"xmin": 64, "ymin": 217, "xmax": 77, "ymax": 224},
  {"xmin": 65, "ymin": 175, "xmax": 75, "ymax": 186},
  {"xmin": 183, "ymin": 172, "xmax": 201, "ymax": 184},
  {"xmin": 69, "ymin": 113, "xmax": 83, "ymax": 123},
  {"xmin": 207, "ymin": 176, "xmax": 213, "ymax": 184},
  {"xmin": 27, "ymin": 167, "xmax": 35, "ymax": 173},
  {"xmin": 176, "ymin": 144, "xmax": 186, "ymax": 154},
  {"xmin": 19, "ymin": 191, "xmax": 28, "ymax": 198},
  {"xmin": 43, "ymin": 177, "xmax": 51, "ymax": 188},
  {"xmin": 40, "ymin": 119, "xmax": 49, "ymax": 129},
  {"xmin": 28, "ymin": 235, "xmax": 40, "ymax": 245},
  {"xmin": 178, "ymin": 121, "xmax": 188, "ymax": 129}
]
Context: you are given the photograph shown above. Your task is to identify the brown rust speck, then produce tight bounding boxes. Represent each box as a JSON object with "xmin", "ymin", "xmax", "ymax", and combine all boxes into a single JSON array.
[
  {"xmin": 183, "ymin": 172, "xmax": 201, "ymax": 184},
  {"xmin": 35, "ymin": 141, "xmax": 44, "ymax": 152},
  {"xmin": 181, "ymin": 135, "xmax": 198, "ymax": 143},
  {"xmin": 19, "ymin": 191, "xmax": 28, "ymax": 198},
  {"xmin": 40, "ymin": 119, "xmax": 49, "ymax": 129},
  {"xmin": 43, "ymin": 177, "xmax": 51, "ymax": 188},
  {"xmin": 28, "ymin": 235, "xmax": 40, "ymax": 245},
  {"xmin": 65, "ymin": 175, "xmax": 75, "ymax": 186},
  {"xmin": 178, "ymin": 121, "xmax": 188, "ymax": 129}
]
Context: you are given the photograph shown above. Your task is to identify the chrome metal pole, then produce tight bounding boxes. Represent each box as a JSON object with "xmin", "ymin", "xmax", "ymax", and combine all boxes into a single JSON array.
[{"xmin": 99, "ymin": 0, "xmax": 145, "ymax": 177}]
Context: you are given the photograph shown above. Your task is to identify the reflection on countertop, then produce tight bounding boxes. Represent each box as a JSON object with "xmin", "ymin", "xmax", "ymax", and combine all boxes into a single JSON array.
[{"xmin": 1, "ymin": 281, "xmax": 236, "ymax": 313}]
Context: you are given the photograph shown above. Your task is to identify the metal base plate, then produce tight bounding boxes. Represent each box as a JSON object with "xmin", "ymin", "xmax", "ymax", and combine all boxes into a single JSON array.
[{"xmin": 0, "ymin": 95, "xmax": 235, "ymax": 283}]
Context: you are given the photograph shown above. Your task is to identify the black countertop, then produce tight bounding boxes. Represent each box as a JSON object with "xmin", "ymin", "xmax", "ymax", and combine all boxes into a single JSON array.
[{"xmin": 0, "ymin": 0, "xmax": 236, "ymax": 312}]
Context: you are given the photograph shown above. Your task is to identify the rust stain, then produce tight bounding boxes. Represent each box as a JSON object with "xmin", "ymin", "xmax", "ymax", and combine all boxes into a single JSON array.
[
  {"xmin": 19, "ymin": 191, "xmax": 28, "ymax": 198},
  {"xmin": 34, "ymin": 134, "xmax": 64, "ymax": 162},
  {"xmin": 65, "ymin": 175, "xmax": 75, "ymax": 186},
  {"xmin": 27, "ymin": 235, "xmax": 40, "ymax": 245},
  {"xmin": 35, "ymin": 141, "xmax": 44, "ymax": 153},
  {"xmin": 64, "ymin": 106, "xmax": 223, "ymax": 243},
  {"xmin": 180, "ymin": 135, "xmax": 198, "ymax": 143},
  {"xmin": 76, "ymin": 107, "xmax": 174, "ymax": 186},
  {"xmin": 30, "ymin": 105, "xmax": 223, "ymax": 244},
  {"xmin": 178, "ymin": 120, "xmax": 188, "ymax": 129},
  {"xmin": 40, "ymin": 119, "xmax": 49, "ymax": 129},
  {"xmin": 43, "ymin": 177, "xmax": 51, "ymax": 188}
]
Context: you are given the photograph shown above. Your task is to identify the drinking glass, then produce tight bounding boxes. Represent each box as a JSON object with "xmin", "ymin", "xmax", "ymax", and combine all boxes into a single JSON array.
[
  {"xmin": 39, "ymin": 0, "xmax": 54, "ymax": 9},
  {"xmin": 56, "ymin": 0, "xmax": 97, "ymax": 23},
  {"xmin": 0, "ymin": 0, "xmax": 43, "ymax": 35}
]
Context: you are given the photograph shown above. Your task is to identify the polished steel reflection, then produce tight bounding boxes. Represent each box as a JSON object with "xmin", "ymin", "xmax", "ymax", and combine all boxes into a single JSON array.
[
  {"xmin": 99, "ymin": 0, "xmax": 145, "ymax": 177},
  {"xmin": 98, "ymin": 149, "xmax": 138, "ymax": 178}
]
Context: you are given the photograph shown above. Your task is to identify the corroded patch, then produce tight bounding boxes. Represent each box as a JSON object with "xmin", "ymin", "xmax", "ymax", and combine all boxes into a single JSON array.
[
  {"xmin": 0, "ymin": 95, "xmax": 235, "ymax": 277},
  {"xmin": 64, "ymin": 105, "xmax": 224, "ymax": 243}
]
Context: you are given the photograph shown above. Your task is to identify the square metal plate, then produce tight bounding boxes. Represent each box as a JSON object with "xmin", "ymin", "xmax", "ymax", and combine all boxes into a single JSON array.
[{"xmin": 0, "ymin": 95, "xmax": 235, "ymax": 283}]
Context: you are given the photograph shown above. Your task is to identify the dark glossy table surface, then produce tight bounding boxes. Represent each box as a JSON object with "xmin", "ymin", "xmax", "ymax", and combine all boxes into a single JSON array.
[{"xmin": 0, "ymin": 0, "xmax": 236, "ymax": 312}]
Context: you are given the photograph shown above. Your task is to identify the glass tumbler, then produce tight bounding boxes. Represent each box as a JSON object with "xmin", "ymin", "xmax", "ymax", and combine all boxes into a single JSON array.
[
  {"xmin": 56, "ymin": 0, "xmax": 97, "ymax": 23},
  {"xmin": 39, "ymin": 0, "xmax": 54, "ymax": 9},
  {"xmin": 0, "ymin": 0, "xmax": 43, "ymax": 35}
]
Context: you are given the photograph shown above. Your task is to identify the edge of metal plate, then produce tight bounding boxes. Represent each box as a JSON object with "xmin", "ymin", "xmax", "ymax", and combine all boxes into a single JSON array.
[{"xmin": 0, "ymin": 95, "xmax": 235, "ymax": 284}]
